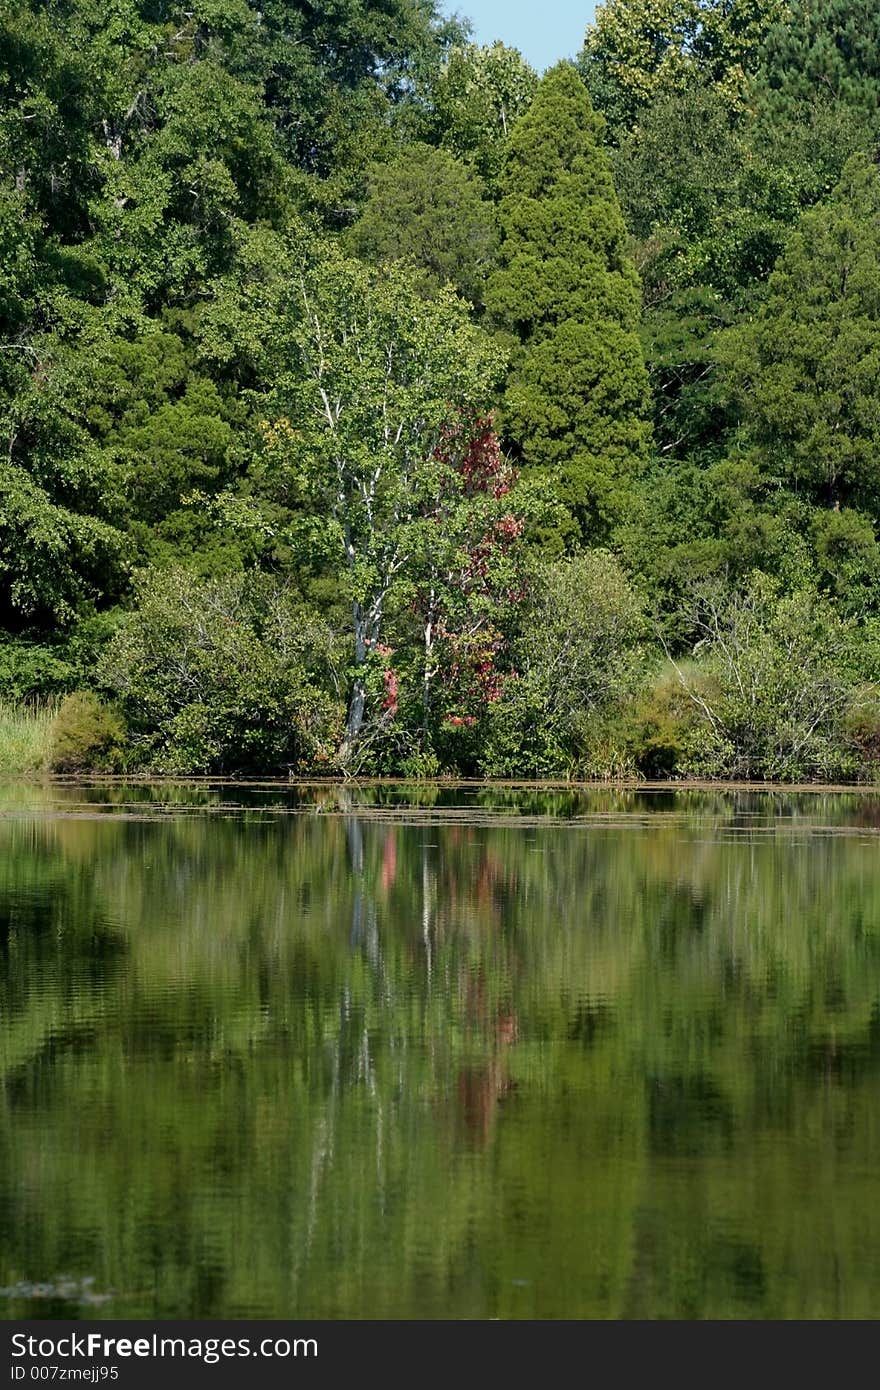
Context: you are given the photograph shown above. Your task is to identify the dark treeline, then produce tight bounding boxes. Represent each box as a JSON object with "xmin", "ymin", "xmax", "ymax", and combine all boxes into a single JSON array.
[{"xmin": 3, "ymin": 0, "xmax": 880, "ymax": 780}]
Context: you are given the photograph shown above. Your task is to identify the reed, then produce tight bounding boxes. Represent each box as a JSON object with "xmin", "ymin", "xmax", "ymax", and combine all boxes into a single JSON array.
[{"xmin": 0, "ymin": 700, "xmax": 54, "ymax": 775}]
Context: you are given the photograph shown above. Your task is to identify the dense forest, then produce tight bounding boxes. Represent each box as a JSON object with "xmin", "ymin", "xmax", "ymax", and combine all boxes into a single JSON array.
[{"xmin": 3, "ymin": 0, "xmax": 880, "ymax": 781}]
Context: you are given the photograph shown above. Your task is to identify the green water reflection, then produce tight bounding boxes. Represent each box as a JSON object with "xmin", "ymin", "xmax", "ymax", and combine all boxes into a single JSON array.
[{"xmin": 2, "ymin": 782, "xmax": 880, "ymax": 1319}]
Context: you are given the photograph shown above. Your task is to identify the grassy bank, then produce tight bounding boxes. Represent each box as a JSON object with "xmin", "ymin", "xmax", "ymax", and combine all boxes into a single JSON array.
[{"xmin": 0, "ymin": 701, "xmax": 54, "ymax": 776}]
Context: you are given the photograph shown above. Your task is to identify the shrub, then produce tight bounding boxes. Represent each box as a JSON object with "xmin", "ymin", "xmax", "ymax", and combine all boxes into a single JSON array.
[
  {"xmin": 0, "ymin": 615, "xmax": 123, "ymax": 702},
  {"xmin": 842, "ymin": 693, "xmax": 880, "ymax": 772},
  {"xmin": 623, "ymin": 661, "xmax": 708, "ymax": 778},
  {"xmin": 49, "ymin": 692, "xmax": 125, "ymax": 773},
  {"xmin": 479, "ymin": 551, "xmax": 646, "ymax": 777},
  {"xmin": 667, "ymin": 576, "xmax": 863, "ymax": 781},
  {"xmin": 100, "ymin": 569, "xmax": 344, "ymax": 774},
  {"xmin": 0, "ymin": 640, "xmax": 74, "ymax": 701}
]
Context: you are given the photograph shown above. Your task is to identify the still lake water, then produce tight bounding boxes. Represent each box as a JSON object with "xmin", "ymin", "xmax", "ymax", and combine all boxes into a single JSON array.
[{"xmin": 2, "ymin": 780, "xmax": 880, "ymax": 1319}]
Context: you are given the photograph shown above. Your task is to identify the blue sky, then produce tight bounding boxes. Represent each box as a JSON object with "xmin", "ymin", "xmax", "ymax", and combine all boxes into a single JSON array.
[{"xmin": 444, "ymin": 2, "xmax": 597, "ymax": 73}]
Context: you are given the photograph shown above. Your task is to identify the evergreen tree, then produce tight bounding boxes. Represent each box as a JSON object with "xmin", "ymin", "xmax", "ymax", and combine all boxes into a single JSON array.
[
  {"xmin": 758, "ymin": 0, "xmax": 880, "ymax": 127},
  {"xmin": 345, "ymin": 144, "xmax": 497, "ymax": 307},
  {"xmin": 719, "ymin": 155, "xmax": 880, "ymax": 516},
  {"xmin": 486, "ymin": 62, "xmax": 650, "ymax": 547}
]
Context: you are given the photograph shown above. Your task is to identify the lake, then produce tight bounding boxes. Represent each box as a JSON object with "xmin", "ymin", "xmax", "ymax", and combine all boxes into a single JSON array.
[{"xmin": 2, "ymin": 781, "xmax": 880, "ymax": 1319}]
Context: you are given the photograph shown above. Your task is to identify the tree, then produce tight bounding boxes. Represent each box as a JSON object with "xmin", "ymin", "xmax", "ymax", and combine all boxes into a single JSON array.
[
  {"xmin": 748, "ymin": 0, "xmax": 880, "ymax": 225},
  {"xmin": 610, "ymin": 80, "xmax": 796, "ymax": 466},
  {"xmin": 719, "ymin": 155, "xmax": 880, "ymax": 515},
  {"xmin": 403, "ymin": 417, "xmax": 527, "ymax": 767},
  {"xmin": 757, "ymin": 0, "xmax": 880, "ymax": 128},
  {"xmin": 579, "ymin": 0, "xmax": 785, "ymax": 142},
  {"xmin": 613, "ymin": 82, "xmax": 798, "ymax": 306},
  {"xmin": 258, "ymin": 244, "xmax": 505, "ymax": 763},
  {"xmin": 101, "ymin": 568, "xmax": 341, "ymax": 773},
  {"xmin": 0, "ymin": 319, "xmax": 125, "ymax": 627},
  {"xmin": 345, "ymin": 144, "xmax": 497, "ymax": 307},
  {"xmin": 666, "ymin": 575, "xmax": 861, "ymax": 780},
  {"xmin": 0, "ymin": 454, "xmax": 122, "ymax": 626},
  {"xmin": 486, "ymin": 61, "xmax": 650, "ymax": 547},
  {"xmin": 422, "ymin": 41, "xmax": 539, "ymax": 190}
]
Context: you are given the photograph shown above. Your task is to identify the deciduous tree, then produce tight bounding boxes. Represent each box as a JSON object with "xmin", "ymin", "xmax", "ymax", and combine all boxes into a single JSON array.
[
  {"xmin": 579, "ymin": 0, "xmax": 785, "ymax": 141},
  {"xmin": 259, "ymin": 245, "xmax": 505, "ymax": 762}
]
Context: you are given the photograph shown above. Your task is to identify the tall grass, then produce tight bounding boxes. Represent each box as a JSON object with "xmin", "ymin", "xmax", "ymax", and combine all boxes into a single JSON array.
[{"xmin": 0, "ymin": 700, "xmax": 54, "ymax": 775}]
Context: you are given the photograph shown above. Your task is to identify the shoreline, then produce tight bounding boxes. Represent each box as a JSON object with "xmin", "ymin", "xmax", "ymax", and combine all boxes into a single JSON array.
[{"xmin": 4, "ymin": 773, "xmax": 880, "ymax": 795}]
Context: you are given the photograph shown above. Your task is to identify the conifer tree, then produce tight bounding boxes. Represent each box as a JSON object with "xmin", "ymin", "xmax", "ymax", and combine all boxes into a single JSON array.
[
  {"xmin": 486, "ymin": 62, "xmax": 650, "ymax": 548},
  {"xmin": 758, "ymin": 0, "xmax": 880, "ymax": 127},
  {"xmin": 719, "ymin": 155, "xmax": 880, "ymax": 515}
]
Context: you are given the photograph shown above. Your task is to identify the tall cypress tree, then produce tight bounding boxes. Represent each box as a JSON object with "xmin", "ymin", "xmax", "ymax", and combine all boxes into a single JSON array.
[{"xmin": 486, "ymin": 62, "xmax": 650, "ymax": 549}]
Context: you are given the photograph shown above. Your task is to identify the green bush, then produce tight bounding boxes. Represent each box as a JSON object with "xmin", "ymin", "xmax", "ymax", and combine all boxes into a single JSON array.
[
  {"xmin": 0, "ymin": 640, "xmax": 74, "ymax": 701},
  {"xmin": 100, "ymin": 569, "xmax": 344, "ymax": 774},
  {"xmin": 0, "ymin": 615, "xmax": 123, "ymax": 702},
  {"xmin": 667, "ymin": 577, "xmax": 863, "ymax": 781},
  {"xmin": 479, "ymin": 551, "xmax": 646, "ymax": 778},
  {"xmin": 622, "ymin": 661, "xmax": 708, "ymax": 779},
  {"xmin": 49, "ymin": 693, "xmax": 125, "ymax": 773},
  {"xmin": 842, "ymin": 692, "xmax": 880, "ymax": 772}
]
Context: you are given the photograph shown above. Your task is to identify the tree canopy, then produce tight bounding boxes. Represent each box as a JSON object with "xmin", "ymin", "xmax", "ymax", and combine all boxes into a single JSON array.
[
  {"xmin": 579, "ymin": 0, "xmax": 785, "ymax": 141},
  {"xmin": 5, "ymin": 0, "xmax": 880, "ymax": 782},
  {"xmin": 487, "ymin": 61, "xmax": 650, "ymax": 547}
]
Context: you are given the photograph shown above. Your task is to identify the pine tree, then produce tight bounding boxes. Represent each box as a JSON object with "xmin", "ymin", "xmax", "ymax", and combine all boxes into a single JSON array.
[
  {"xmin": 486, "ymin": 62, "xmax": 650, "ymax": 548},
  {"xmin": 719, "ymin": 154, "xmax": 880, "ymax": 515},
  {"xmin": 758, "ymin": 0, "xmax": 880, "ymax": 127}
]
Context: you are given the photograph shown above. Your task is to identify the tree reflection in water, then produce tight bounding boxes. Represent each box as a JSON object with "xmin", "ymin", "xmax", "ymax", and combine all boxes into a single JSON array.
[{"xmin": 1, "ymin": 783, "xmax": 880, "ymax": 1317}]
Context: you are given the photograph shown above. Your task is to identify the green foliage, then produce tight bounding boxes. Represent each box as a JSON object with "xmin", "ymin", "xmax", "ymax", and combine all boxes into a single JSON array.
[
  {"xmin": 488, "ymin": 64, "xmax": 640, "ymax": 333},
  {"xmin": 811, "ymin": 508, "xmax": 880, "ymax": 614},
  {"xmin": 0, "ymin": 0, "xmax": 464, "ymax": 634},
  {"xmin": 100, "ymin": 569, "xmax": 342, "ymax": 774},
  {"xmin": 3, "ymin": 0, "xmax": 880, "ymax": 784},
  {"xmin": 345, "ymin": 144, "xmax": 497, "ymax": 306},
  {"xmin": 503, "ymin": 319, "xmax": 651, "ymax": 544},
  {"xmin": 0, "ymin": 638, "xmax": 74, "ymax": 701},
  {"xmin": 0, "ymin": 454, "xmax": 124, "ymax": 625},
  {"xmin": 758, "ymin": 0, "xmax": 880, "ymax": 130},
  {"xmin": 579, "ymin": 0, "xmax": 785, "ymax": 141},
  {"xmin": 611, "ymin": 79, "xmax": 815, "ymax": 467},
  {"xmin": 48, "ymin": 691, "xmax": 125, "ymax": 773},
  {"xmin": 83, "ymin": 329, "xmax": 243, "ymax": 527},
  {"xmin": 719, "ymin": 155, "xmax": 880, "ymax": 514},
  {"xmin": 622, "ymin": 660, "xmax": 705, "ymax": 778},
  {"xmin": 487, "ymin": 62, "xmax": 650, "ymax": 546},
  {"xmin": 613, "ymin": 81, "xmax": 799, "ymax": 307},
  {"xmin": 667, "ymin": 577, "xmax": 864, "ymax": 780},
  {"xmin": 420, "ymin": 41, "xmax": 539, "ymax": 190},
  {"xmin": 480, "ymin": 551, "xmax": 645, "ymax": 777}
]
